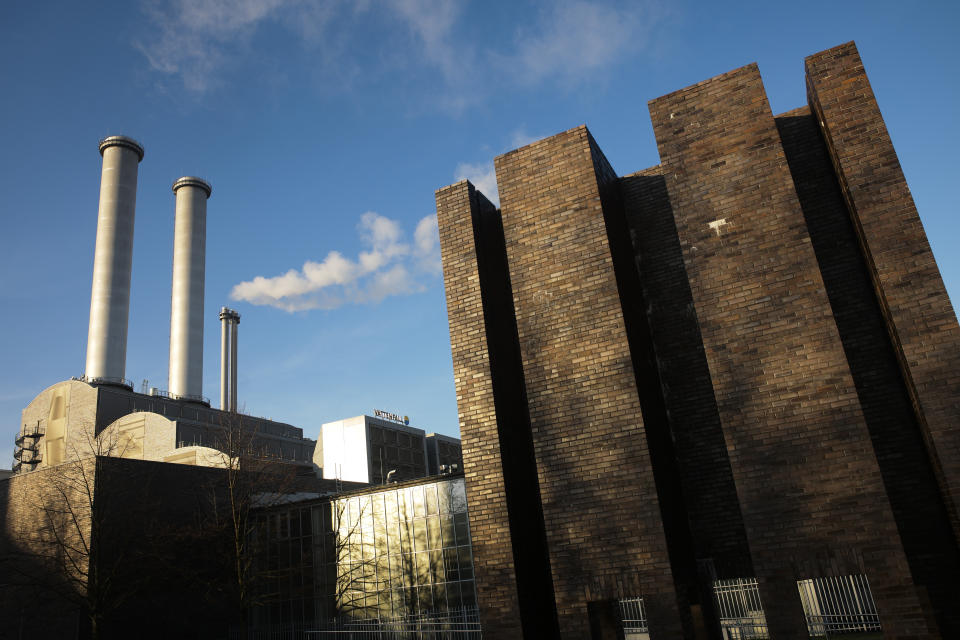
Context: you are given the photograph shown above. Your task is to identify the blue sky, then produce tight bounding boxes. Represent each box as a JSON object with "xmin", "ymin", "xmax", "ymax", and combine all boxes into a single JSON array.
[{"xmin": 2, "ymin": 0, "xmax": 958, "ymax": 466}]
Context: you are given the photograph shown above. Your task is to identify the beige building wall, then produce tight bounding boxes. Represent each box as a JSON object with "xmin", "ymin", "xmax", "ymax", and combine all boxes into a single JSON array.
[{"xmin": 19, "ymin": 380, "xmax": 99, "ymax": 470}]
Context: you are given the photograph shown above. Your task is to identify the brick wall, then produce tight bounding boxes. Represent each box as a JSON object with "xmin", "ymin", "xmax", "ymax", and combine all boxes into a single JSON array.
[
  {"xmin": 805, "ymin": 42, "xmax": 960, "ymax": 548},
  {"xmin": 435, "ymin": 42, "xmax": 958, "ymax": 640},
  {"xmin": 622, "ymin": 167, "xmax": 752, "ymax": 576},
  {"xmin": 648, "ymin": 64, "xmax": 933, "ymax": 638},
  {"xmin": 495, "ymin": 127, "xmax": 685, "ymax": 638},
  {"xmin": 776, "ymin": 105, "xmax": 960, "ymax": 636},
  {"xmin": 436, "ymin": 181, "xmax": 550, "ymax": 638}
]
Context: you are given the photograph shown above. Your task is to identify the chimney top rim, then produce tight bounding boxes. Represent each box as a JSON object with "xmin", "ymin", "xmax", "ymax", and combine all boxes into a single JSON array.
[
  {"xmin": 172, "ymin": 176, "xmax": 212, "ymax": 197},
  {"xmin": 99, "ymin": 135, "xmax": 144, "ymax": 161}
]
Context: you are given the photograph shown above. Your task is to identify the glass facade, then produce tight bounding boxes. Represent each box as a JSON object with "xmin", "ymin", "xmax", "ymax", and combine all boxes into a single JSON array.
[{"xmin": 253, "ymin": 476, "xmax": 477, "ymax": 628}]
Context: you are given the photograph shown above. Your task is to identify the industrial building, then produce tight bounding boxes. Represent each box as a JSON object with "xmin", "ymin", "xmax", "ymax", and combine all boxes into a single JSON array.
[
  {"xmin": 436, "ymin": 41, "xmax": 960, "ymax": 639},
  {"xmin": 314, "ymin": 413, "xmax": 462, "ymax": 485},
  {"xmin": 12, "ymin": 135, "xmax": 318, "ymax": 476}
]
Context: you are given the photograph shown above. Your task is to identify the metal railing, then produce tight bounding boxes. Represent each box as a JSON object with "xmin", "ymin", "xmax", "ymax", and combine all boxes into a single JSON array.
[
  {"xmin": 713, "ymin": 578, "xmax": 769, "ymax": 639},
  {"xmin": 797, "ymin": 575, "xmax": 881, "ymax": 638},
  {"xmin": 76, "ymin": 375, "xmax": 134, "ymax": 389},
  {"xmin": 232, "ymin": 607, "xmax": 481, "ymax": 640},
  {"xmin": 13, "ymin": 421, "xmax": 46, "ymax": 474},
  {"xmin": 618, "ymin": 597, "xmax": 649, "ymax": 637}
]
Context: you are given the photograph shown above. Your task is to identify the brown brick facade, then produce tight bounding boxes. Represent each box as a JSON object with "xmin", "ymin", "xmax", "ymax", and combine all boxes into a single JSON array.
[
  {"xmin": 437, "ymin": 42, "xmax": 958, "ymax": 639},
  {"xmin": 805, "ymin": 43, "xmax": 960, "ymax": 546},
  {"xmin": 495, "ymin": 128, "xmax": 686, "ymax": 638}
]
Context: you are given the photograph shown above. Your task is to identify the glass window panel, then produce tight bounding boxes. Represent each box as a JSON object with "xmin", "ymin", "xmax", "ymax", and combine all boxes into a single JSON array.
[
  {"xmin": 437, "ymin": 482, "xmax": 452, "ymax": 513},
  {"xmin": 454, "ymin": 513, "xmax": 470, "ymax": 546},
  {"xmin": 388, "ymin": 553, "xmax": 403, "ymax": 582},
  {"xmin": 385, "ymin": 491, "xmax": 398, "ymax": 530},
  {"xmin": 444, "ymin": 548, "xmax": 459, "ymax": 582},
  {"xmin": 301, "ymin": 508, "xmax": 312, "ymax": 536},
  {"xmin": 460, "ymin": 580, "xmax": 477, "ymax": 607},
  {"xmin": 440, "ymin": 515, "xmax": 455, "ymax": 548},
  {"xmin": 291, "ymin": 510, "xmax": 301, "ymax": 538},
  {"xmin": 320, "ymin": 503, "xmax": 332, "ymax": 532},
  {"xmin": 378, "ymin": 594, "xmax": 393, "ymax": 619},
  {"xmin": 413, "ymin": 519, "xmax": 427, "ymax": 552},
  {"xmin": 375, "ymin": 529, "xmax": 389, "ymax": 557},
  {"xmin": 358, "ymin": 496, "xmax": 372, "ymax": 524},
  {"xmin": 390, "ymin": 589, "xmax": 405, "ymax": 617},
  {"xmin": 433, "ymin": 581, "xmax": 448, "ymax": 612},
  {"xmin": 348, "ymin": 498, "xmax": 360, "ymax": 528},
  {"xmin": 420, "ymin": 585, "xmax": 435, "ymax": 612},
  {"xmin": 430, "ymin": 549, "xmax": 444, "ymax": 584},
  {"xmin": 448, "ymin": 581, "xmax": 463, "ymax": 610},
  {"xmin": 414, "ymin": 551, "xmax": 430, "ymax": 584},
  {"xmin": 458, "ymin": 546, "xmax": 473, "ymax": 579},
  {"xmin": 399, "ymin": 524, "xmax": 412, "ymax": 554},
  {"xmin": 412, "ymin": 486, "xmax": 425, "ymax": 518},
  {"xmin": 426, "ymin": 516, "xmax": 441, "ymax": 550},
  {"xmin": 425, "ymin": 483, "xmax": 438, "ymax": 515},
  {"xmin": 450, "ymin": 480, "xmax": 468, "ymax": 513}
]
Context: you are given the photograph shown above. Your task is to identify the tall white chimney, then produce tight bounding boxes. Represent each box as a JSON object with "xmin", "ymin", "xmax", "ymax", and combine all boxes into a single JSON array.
[
  {"xmin": 85, "ymin": 136, "xmax": 144, "ymax": 384},
  {"xmin": 219, "ymin": 307, "xmax": 240, "ymax": 412},
  {"xmin": 168, "ymin": 177, "xmax": 211, "ymax": 401}
]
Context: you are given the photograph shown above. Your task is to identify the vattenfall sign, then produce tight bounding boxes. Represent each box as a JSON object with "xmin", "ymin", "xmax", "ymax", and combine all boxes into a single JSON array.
[{"xmin": 374, "ymin": 409, "xmax": 409, "ymax": 425}]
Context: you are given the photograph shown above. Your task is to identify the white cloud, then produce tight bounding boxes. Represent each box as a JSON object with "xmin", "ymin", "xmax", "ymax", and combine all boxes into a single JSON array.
[
  {"xmin": 505, "ymin": 1, "xmax": 649, "ymax": 85},
  {"xmin": 509, "ymin": 128, "xmax": 542, "ymax": 150},
  {"xmin": 455, "ymin": 161, "xmax": 499, "ymax": 207},
  {"xmin": 414, "ymin": 215, "xmax": 442, "ymax": 274},
  {"xmin": 135, "ymin": 0, "xmax": 336, "ymax": 92},
  {"xmin": 135, "ymin": 0, "xmax": 658, "ymax": 102},
  {"xmin": 230, "ymin": 212, "xmax": 440, "ymax": 312}
]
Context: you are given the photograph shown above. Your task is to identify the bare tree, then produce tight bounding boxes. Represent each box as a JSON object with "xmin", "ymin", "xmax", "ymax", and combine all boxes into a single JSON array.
[
  {"xmin": 1, "ymin": 420, "xmax": 147, "ymax": 639},
  {"xmin": 200, "ymin": 412, "xmax": 309, "ymax": 631}
]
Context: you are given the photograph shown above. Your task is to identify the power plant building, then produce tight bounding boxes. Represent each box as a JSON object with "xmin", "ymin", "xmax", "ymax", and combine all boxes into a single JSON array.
[
  {"xmin": 436, "ymin": 42, "xmax": 960, "ymax": 639},
  {"xmin": 315, "ymin": 414, "xmax": 462, "ymax": 485},
  {"xmin": 13, "ymin": 136, "xmax": 318, "ymax": 475}
]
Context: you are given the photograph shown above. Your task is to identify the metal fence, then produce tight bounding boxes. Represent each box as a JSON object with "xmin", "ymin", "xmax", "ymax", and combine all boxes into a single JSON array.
[
  {"xmin": 618, "ymin": 597, "xmax": 649, "ymax": 639},
  {"xmin": 231, "ymin": 607, "xmax": 481, "ymax": 640},
  {"xmin": 797, "ymin": 575, "xmax": 881, "ymax": 638},
  {"xmin": 713, "ymin": 578, "xmax": 769, "ymax": 639}
]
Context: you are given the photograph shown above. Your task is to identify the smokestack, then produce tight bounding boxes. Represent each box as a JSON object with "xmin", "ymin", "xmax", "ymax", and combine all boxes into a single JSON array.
[
  {"xmin": 168, "ymin": 176, "xmax": 211, "ymax": 401},
  {"xmin": 85, "ymin": 136, "xmax": 144, "ymax": 384},
  {"xmin": 219, "ymin": 307, "xmax": 240, "ymax": 412}
]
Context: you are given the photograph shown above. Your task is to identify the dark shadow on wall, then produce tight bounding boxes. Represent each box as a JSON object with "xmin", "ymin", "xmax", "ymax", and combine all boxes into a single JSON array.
[
  {"xmin": 469, "ymin": 185, "xmax": 562, "ymax": 639},
  {"xmin": 778, "ymin": 111, "xmax": 960, "ymax": 637}
]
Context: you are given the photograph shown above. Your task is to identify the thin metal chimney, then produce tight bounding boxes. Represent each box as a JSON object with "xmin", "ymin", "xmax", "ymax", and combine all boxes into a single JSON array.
[
  {"xmin": 168, "ymin": 176, "xmax": 211, "ymax": 401},
  {"xmin": 219, "ymin": 307, "xmax": 240, "ymax": 412},
  {"xmin": 84, "ymin": 136, "xmax": 144, "ymax": 384}
]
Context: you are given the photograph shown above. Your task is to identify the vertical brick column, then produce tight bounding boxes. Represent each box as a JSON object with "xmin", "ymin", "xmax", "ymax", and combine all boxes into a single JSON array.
[
  {"xmin": 495, "ymin": 127, "xmax": 685, "ymax": 639},
  {"xmin": 776, "ymin": 106, "xmax": 959, "ymax": 636},
  {"xmin": 435, "ymin": 181, "xmax": 525, "ymax": 639},
  {"xmin": 621, "ymin": 168, "xmax": 753, "ymax": 576},
  {"xmin": 805, "ymin": 42, "xmax": 960, "ymax": 545},
  {"xmin": 649, "ymin": 65, "xmax": 934, "ymax": 639}
]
